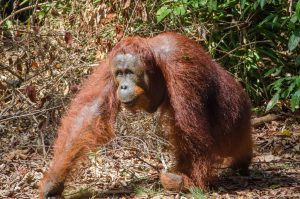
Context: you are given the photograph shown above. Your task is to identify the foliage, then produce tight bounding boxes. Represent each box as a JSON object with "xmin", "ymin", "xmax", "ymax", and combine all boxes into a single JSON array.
[
  {"xmin": 154, "ymin": 0, "xmax": 300, "ymax": 112},
  {"xmin": 1, "ymin": 0, "xmax": 299, "ymax": 112},
  {"xmin": 189, "ymin": 187, "xmax": 207, "ymax": 199},
  {"xmin": 0, "ymin": 0, "xmax": 53, "ymax": 28}
]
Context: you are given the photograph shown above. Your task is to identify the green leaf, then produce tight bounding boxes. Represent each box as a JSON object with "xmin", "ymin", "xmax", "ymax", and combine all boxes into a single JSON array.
[
  {"xmin": 192, "ymin": 2, "xmax": 199, "ymax": 8},
  {"xmin": 174, "ymin": 5, "xmax": 186, "ymax": 16},
  {"xmin": 295, "ymin": 55, "xmax": 300, "ymax": 66},
  {"xmin": 208, "ymin": 0, "xmax": 217, "ymax": 12},
  {"xmin": 281, "ymin": 82, "xmax": 295, "ymax": 98},
  {"xmin": 199, "ymin": 0, "xmax": 208, "ymax": 6},
  {"xmin": 282, "ymin": 129, "xmax": 292, "ymax": 136},
  {"xmin": 271, "ymin": 78, "xmax": 284, "ymax": 91},
  {"xmin": 156, "ymin": 6, "xmax": 171, "ymax": 23},
  {"xmin": 291, "ymin": 89, "xmax": 300, "ymax": 111},
  {"xmin": 272, "ymin": 15, "xmax": 278, "ymax": 28},
  {"xmin": 295, "ymin": 76, "xmax": 300, "ymax": 87},
  {"xmin": 241, "ymin": 0, "xmax": 246, "ymax": 9},
  {"xmin": 273, "ymin": 66, "xmax": 283, "ymax": 76},
  {"xmin": 288, "ymin": 29, "xmax": 300, "ymax": 51},
  {"xmin": 294, "ymin": 29, "xmax": 300, "ymax": 37},
  {"xmin": 260, "ymin": 0, "xmax": 266, "ymax": 9},
  {"xmin": 5, "ymin": 20, "xmax": 13, "ymax": 29},
  {"xmin": 290, "ymin": 14, "xmax": 298, "ymax": 24},
  {"xmin": 258, "ymin": 14, "xmax": 275, "ymax": 27},
  {"xmin": 264, "ymin": 68, "xmax": 275, "ymax": 77},
  {"xmin": 296, "ymin": 1, "xmax": 300, "ymax": 20},
  {"xmin": 38, "ymin": 10, "xmax": 46, "ymax": 20},
  {"xmin": 266, "ymin": 93, "xmax": 279, "ymax": 112}
]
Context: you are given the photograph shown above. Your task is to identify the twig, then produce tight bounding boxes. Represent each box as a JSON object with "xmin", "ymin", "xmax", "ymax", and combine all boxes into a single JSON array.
[
  {"xmin": 135, "ymin": 153, "xmax": 160, "ymax": 172},
  {"xmin": 0, "ymin": 63, "xmax": 24, "ymax": 81},
  {"xmin": 124, "ymin": 0, "xmax": 139, "ymax": 36},
  {"xmin": 0, "ymin": 105, "xmax": 61, "ymax": 123},
  {"xmin": 252, "ymin": 160, "xmax": 300, "ymax": 164},
  {"xmin": 31, "ymin": 0, "xmax": 40, "ymax": 24},
  {"xmin": 99, "ymin": 188, "xmax": 134, "ymax": 195},
  {"xmin": 216, "ymin": 40, "xmax": 271, "ymax": 61},
  {"xmin": 0, "ymin": 2, "xmax": 49, "ymax": 26},
  {"xmin": 251, "ymin": 114, "xmax": 282, "ymax": 126},
  {"xmin": 288, "ymin": 0, "xmax": 293, "ymax": 16}
]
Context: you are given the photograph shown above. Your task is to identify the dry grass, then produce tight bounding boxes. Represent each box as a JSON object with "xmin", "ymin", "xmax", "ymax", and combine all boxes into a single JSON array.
[{"xmin": 0, "ymin": 1, "xmax": 299, "ymax": 198}]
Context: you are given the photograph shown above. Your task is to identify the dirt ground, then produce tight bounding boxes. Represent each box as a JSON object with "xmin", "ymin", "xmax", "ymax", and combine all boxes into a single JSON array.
[
  {"xmin": 0, "ymin": 109, "xmax": 299, "ymax": 199},
  {"xmin": 0, "ymin": 19, "xmax": 299, "ymax": 198}
]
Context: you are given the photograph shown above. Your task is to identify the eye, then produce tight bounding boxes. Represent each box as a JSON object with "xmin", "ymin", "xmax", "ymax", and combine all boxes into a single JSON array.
[
  {"xmin": 125, "ymin": 69, "xmax": 133, "ymax": 75},
  {"xmin": 115, "ymin": 71, "xmax": 123, "ymax": 77}
]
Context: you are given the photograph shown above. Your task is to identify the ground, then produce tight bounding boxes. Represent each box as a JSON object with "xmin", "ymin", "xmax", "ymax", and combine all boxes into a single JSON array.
[
  {"xmin": 0, "ymin": 109, "xmax": 299, "ymax": 199},
  {"xmin": 0, "ymin": 20, "xmax": 299, "ymax": 198}
]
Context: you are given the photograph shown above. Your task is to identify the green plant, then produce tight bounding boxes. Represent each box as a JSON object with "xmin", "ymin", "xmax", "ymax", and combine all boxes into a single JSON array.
[
  {"xmin": 266, "ymin": 75, "xmax": 300, "ymax": 111},
  {"xmin": 189, "ymin": 187, "xmax": 206, "ymax": 199},
  {"xmin": 155, "ymin": 0, "xmax": 300, "ymax": 112}
]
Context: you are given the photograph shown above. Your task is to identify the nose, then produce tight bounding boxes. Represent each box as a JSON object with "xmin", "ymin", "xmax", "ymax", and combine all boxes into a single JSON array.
[{"xmin": 120, "ymin": 85, "xmax": 128, "ymax": 90}]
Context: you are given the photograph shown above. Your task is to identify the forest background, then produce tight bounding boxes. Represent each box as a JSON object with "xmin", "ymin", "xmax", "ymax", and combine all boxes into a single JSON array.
[{"xmin": 0, "ymin": 0, "xmax": 299, "ymax": 198}]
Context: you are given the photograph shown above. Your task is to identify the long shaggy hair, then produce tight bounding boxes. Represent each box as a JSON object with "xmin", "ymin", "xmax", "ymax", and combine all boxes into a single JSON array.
[{"xmin": 40, "ymin": 32, "xmax": 252, "ymax": 198}]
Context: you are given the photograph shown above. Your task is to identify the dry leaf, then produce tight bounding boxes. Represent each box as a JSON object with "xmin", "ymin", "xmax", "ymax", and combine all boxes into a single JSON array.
[
  {"xmin": 15, "ymin": 58, "xmax": 22, "ymax": 74},
  {"xmin": 25, "ymin": 85, "xmax": 37, "ymax": 103},
  {"xmin": 15, "ymin": 30, "xmax": 21, "ymax": 37},
  {"xmin": 39, "ymin": 95, "xmax": 51, "ymax": 108},
  {"xmin": 64, "ymin": 31, "xmax": 73, "ymax": 45},
  {"xmin": 71, "ymin": 84, "xmax": 80, "ymax": 94},
  {"xmin": 0, "ymin": 81, "xmax": 6, "ymax": 90},
  {"xmin": 32, "ymin": 26, "xmax": 39, "ymax": 34},
  {"xmin": 54, "ymin": 63, "xmax": 62, "ymax": 69},
  {"xmin": 63, "ymin": 83, "xmax": 70, "ymax": 96},
  {"xmin": 142, "ymin": 7, "xmax": 148, "ymax": 22},
  {"xmin": 31, "ymin": 60, "xmax": 39, "ymax": 68},
  {"xmin": 256, "ymin": 154, "xmax": 281, "ymax": 162},
  {"xmin": 105, "ymin": 13, "xmax": 116, "ymax": 23},
  {"xmin": 123, "ymin": 0, "xmax": 131, "ymax": 10},
  {"xmin": 115, "ymin": 25, "xmax": 124, "ymax": 41}
]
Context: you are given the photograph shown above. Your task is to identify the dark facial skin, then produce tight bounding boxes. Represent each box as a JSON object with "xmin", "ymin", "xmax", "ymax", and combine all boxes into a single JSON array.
[{"xmin": 111, "ymin": 53, "xmax": 166, "ymax": 113}]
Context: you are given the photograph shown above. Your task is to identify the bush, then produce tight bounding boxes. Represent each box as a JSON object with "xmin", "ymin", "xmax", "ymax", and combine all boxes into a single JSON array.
[{"xmin": 155, "ymin": 0, "xmax": 300, "ymax": 112}]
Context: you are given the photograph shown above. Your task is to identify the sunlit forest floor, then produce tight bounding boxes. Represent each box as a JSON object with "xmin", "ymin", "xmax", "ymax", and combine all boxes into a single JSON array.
[
  {"xmin": 0, "ymin": 109, "xmax": 299, "ymax": 198},
  {"xmin": 0, "ymin": 11, "xmax": 299, "ymax": 197}
]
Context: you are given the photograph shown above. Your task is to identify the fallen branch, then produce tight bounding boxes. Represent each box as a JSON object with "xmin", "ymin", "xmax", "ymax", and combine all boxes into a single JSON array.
[
  {"xmin": 64, "ymin": 187, "xmax": 134, "ymax": 199},
  {"xmin": 0, "ymin": 63, "xmax": 24, "ymax": 81},
  {"xmin": 251, "ymin": 114, "xmax": 281, "ymax": 126}
]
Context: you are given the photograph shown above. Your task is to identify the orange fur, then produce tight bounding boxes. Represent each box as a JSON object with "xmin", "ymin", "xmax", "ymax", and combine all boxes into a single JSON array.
[
  {"xmin": 134, "ymin": 85, "xmax": 145, "ymax": 95},
  {"xmin": 39, "ymin": 32, "xmax": 252, "ymax": 198}
]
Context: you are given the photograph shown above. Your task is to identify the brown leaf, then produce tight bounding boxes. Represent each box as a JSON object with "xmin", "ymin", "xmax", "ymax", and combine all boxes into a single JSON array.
[
  {"xmin": 123, "ymin": 0, "xmax": 131, "ymax": 10},
  {"xmin": 0, "ymin": 81, "xmax": 7, "ymax": 90},
  {"xmin": 51, "ymin": 8, "xmax": 60, "ymax": 17},
  {"xmin": 25, "ymin": 85, "xmax": 37, "ymax": 103},
  {"xmin": 71, "ymin": 84, "xmax": 80, "ymax": 94},
  {"xmin": 39, "ymin": 95, "xmax": 51, "ymax": 108},
  {"xmin": 80, "ymin": 14, "xmax": 89, "ymax": 32},
  {"xmin": 115, "ymin": 25, "xmax": 124, "ymax": 41},
  {"xmin": 106, "ymin": 13, "xmax": 116, "ymax": 22},
  {"xmin": 64, "ymin": 31, "xmax": 73, "ymax": 44},
  {"xmin": 31, "ymin": 60, "xmax": 39, "ymax": 68},
  {"xmin": 142, "ymin": 7, "xmax": 148, "ymax": 22},
  {"xmin": 54, "ymin": 63, "xmax": 62, "ymax": 69},
  {"xmin": 95, "ymin": 37, "xmax": 102, "ymax": 45},
  {"xmin": 32, "ymin": 26, "xmax": 39, "ymax": 34},
  {"xmin": 8, "ymin": 58, "xmax": 13, "ymax": 65},
  {"xmin": 63, "ymin": 82, "xmax": 69, "ymax": 96},
  {"xmin": 15, "ymin": 30, "xmax": 21, "ymax": 37},
  {"xmin": 15, "ymin": 58, "xmax": 22, "ymax": 74}
]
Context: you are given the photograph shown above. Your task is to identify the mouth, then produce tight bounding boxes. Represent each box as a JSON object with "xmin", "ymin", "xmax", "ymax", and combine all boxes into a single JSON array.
[{"xmin": 122, "ymin": 97, "xmax": 138, "ymax": 107}]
